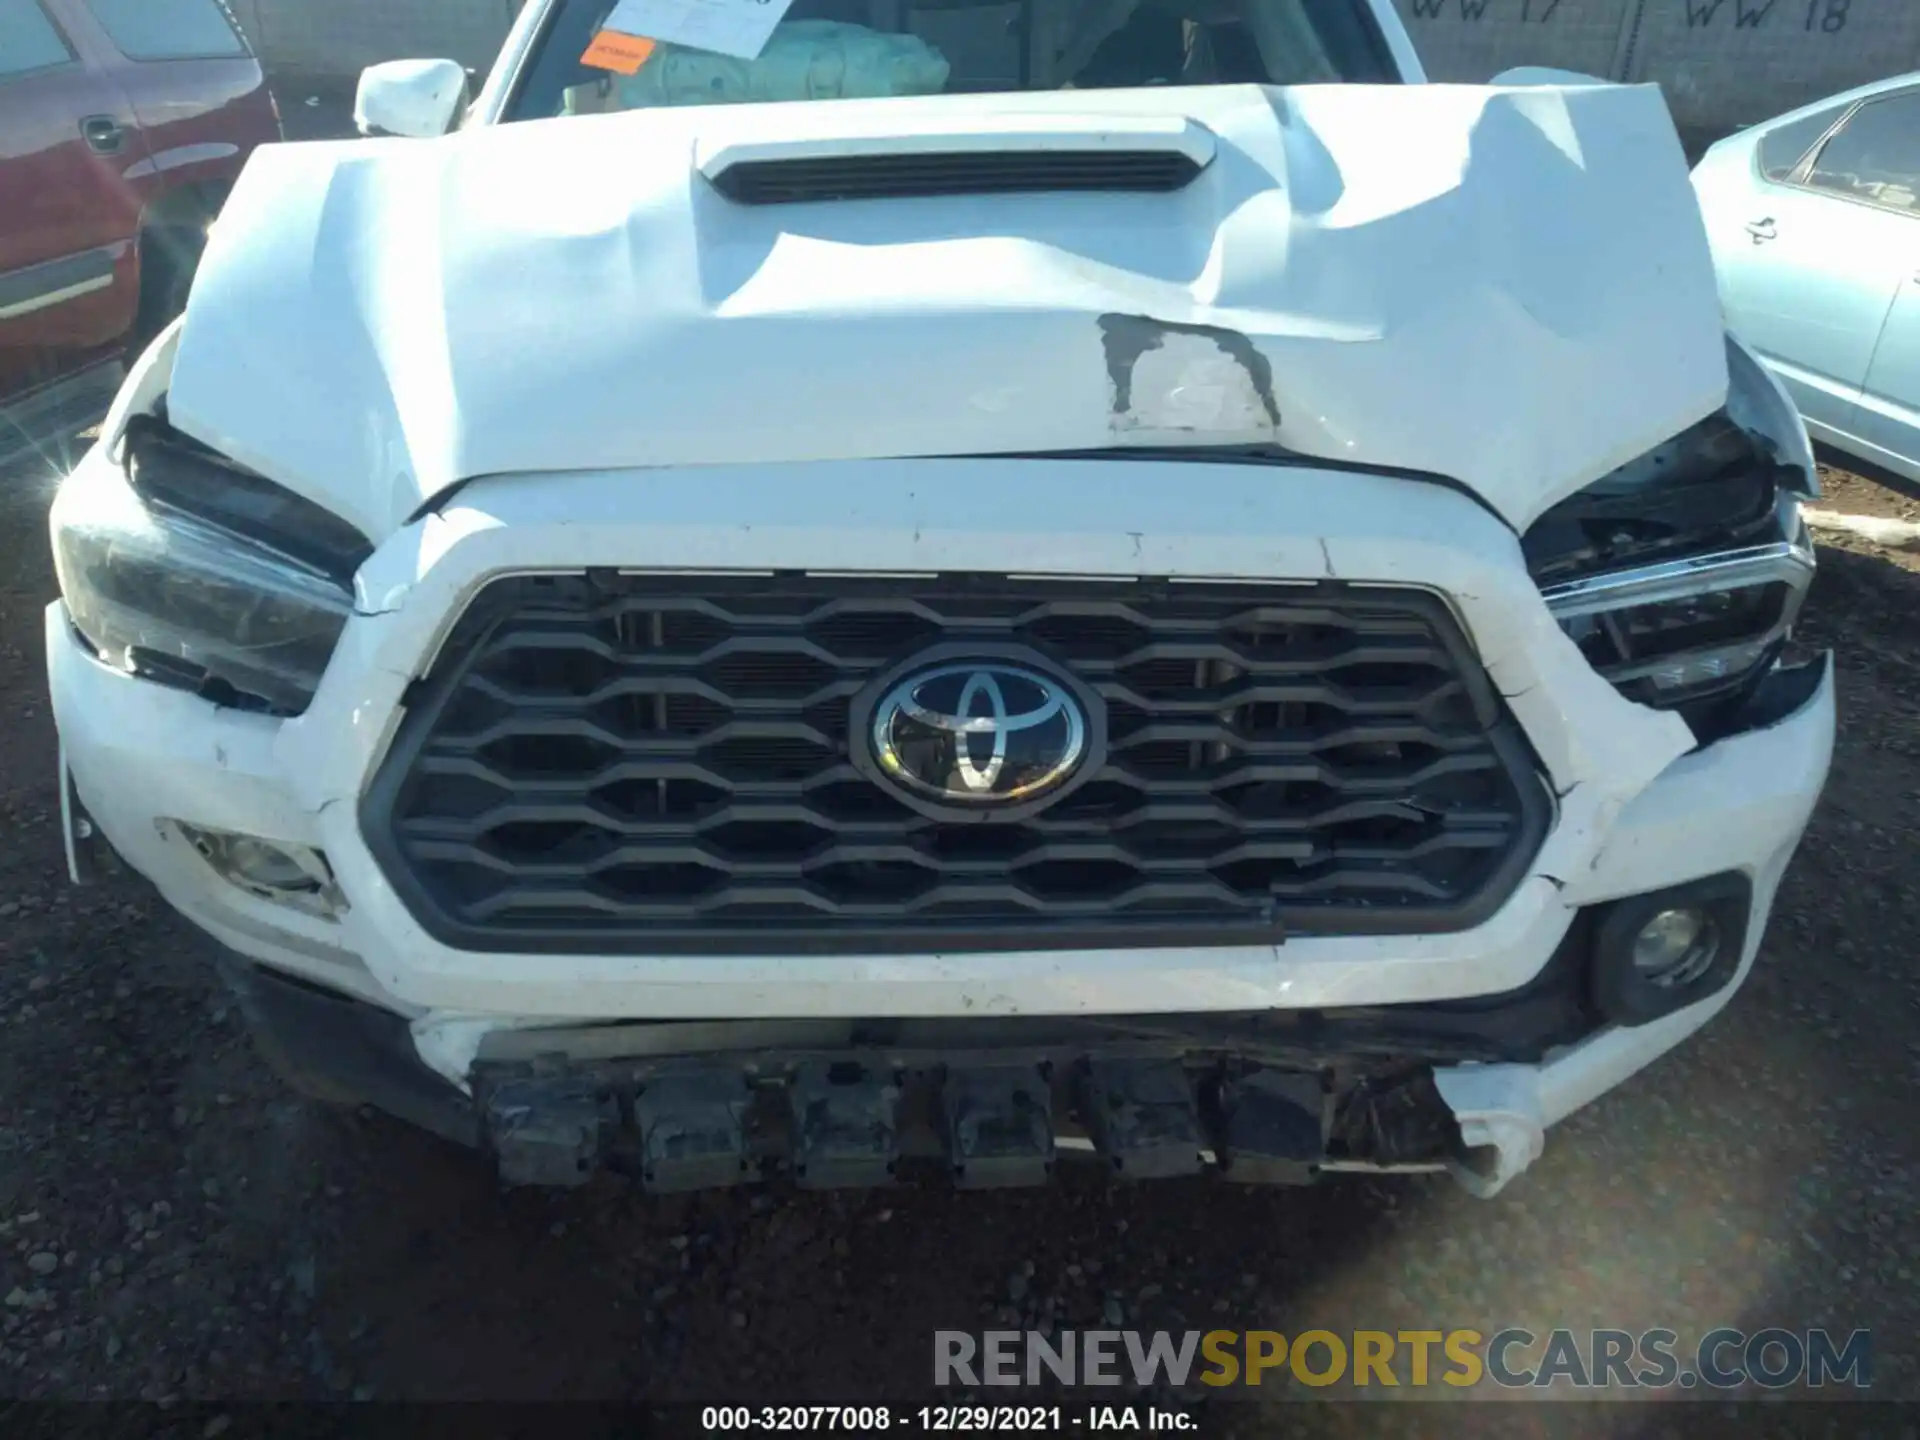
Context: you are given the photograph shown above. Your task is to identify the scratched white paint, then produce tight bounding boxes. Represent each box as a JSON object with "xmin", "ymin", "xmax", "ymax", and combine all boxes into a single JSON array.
[{"xmin": 1113, "ymin": 333, "xmax": 1275, "ymax": 437}]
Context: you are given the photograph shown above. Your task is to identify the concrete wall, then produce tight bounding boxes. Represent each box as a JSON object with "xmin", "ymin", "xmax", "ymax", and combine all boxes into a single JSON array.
[
  {"xmin": 1394, "ymin": 0, "xmax": 1920, "ymax": 133},
  {"xmin": 227, "ymin": 0, "xmax": 1920, "ymax": 134}
]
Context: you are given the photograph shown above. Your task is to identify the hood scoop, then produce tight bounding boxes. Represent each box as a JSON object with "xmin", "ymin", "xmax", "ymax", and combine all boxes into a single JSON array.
[{"xmin": 697, "ymin": 111, "xmax": 1215, "ymax": 203}]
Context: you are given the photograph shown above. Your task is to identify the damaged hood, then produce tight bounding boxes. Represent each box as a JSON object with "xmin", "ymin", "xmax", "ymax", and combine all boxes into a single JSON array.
[{"xmin": 169, "ymin": 81, "xmax": 1728, "ymax": 541}]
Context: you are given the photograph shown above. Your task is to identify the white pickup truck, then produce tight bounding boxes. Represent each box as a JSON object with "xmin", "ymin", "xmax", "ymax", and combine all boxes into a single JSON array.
[{"xmin": 46, "ymin": 0, "xmax": 1832, "ymax": 1197}]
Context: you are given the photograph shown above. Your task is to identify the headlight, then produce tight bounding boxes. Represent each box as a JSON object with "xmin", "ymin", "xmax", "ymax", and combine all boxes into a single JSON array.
[
  {"xmin": 1524, "ymin": 338, "xmax": 1817, "ymax": 731},
  {"xmin": 1539, "ymin": 535, "xmax": 1813, "ymax": 715},
  {"xmin": 51, "ymin": 418, "xmax": 372, "ymax": 716}
]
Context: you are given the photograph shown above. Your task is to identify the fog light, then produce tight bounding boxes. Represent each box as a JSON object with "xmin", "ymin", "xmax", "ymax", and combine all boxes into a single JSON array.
[
  {"xmin": 169, "ymin": 822, "xmax": 344, "ymax": 917},
  {"xmin": 1631, "ymin": 907, "xmax": 1718, "ymax": 986},
  {"xmin": 1590, "ymin": 876, "xmax": 1749, "ymax": 1026}
]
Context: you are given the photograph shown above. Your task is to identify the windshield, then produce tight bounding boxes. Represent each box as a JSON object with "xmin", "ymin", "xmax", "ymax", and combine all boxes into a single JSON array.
[{"xmin": 503, "ymin": 0, "xmax": 1399, "ymax": 122}]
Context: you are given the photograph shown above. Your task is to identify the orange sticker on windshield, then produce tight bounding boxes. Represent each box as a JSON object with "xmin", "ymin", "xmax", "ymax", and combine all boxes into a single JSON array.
[{"xmin": 582, "ymin": 29, "xmax": 655, "ymax": 73}]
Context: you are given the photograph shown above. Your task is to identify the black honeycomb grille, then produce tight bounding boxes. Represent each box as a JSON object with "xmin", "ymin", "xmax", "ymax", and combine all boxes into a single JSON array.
[{"xmin": 363, "ymin": 575, "xmax": 1548, "ymax": 954}]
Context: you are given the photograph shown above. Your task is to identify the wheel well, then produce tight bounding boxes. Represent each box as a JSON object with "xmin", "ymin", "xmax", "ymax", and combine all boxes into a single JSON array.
[
  {"xmin": 139, "ymin": 181, "xmax": 229, "ymax": 237},
  {"xmin": 128, "ymin": 182, "xmax": 233, "ymax": 346},
  {"xmin": 133, "ymin": 182, "xmax": 232, "ymax": 302}
]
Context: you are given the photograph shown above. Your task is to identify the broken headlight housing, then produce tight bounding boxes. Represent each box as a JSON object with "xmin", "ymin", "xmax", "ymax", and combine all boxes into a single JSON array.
[
  {"xmin": 51, "ymin": 416, "xmax": 372, "ymax": 716},
  {"xmin": 1524, "ymin": 339, "xmax": 1817, "ymax": 733}
]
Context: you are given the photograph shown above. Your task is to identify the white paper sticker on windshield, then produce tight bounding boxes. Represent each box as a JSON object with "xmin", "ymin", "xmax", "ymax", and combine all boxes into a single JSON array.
[{"xmin": 601, "ymin": 0, "xmax": 797, "ymax": 61}]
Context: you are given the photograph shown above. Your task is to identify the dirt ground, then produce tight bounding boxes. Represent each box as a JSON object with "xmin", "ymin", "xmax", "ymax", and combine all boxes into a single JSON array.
[{"xmin": 0, "ymin": 423, "xmax": 1914, "ymax": 1418}]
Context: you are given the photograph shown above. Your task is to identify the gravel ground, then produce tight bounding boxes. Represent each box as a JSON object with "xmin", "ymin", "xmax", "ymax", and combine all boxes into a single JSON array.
[{"xmin": 0, "ymin": 417, "xmax": 1913, "ymax": 1420}]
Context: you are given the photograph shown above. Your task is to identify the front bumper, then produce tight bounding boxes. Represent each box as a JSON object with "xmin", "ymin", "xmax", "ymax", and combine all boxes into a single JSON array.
[
  {"xmin": 208, "ymin": 838, "xmax": 1807, "ymax": 1197},
  {"xmin": 48, "ymin": 457, "xmax": 1835, "ymax": 1193}
]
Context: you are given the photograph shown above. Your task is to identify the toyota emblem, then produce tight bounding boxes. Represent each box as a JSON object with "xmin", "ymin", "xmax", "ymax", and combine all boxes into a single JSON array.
[{"xmin": 857, "ymin": 653, "xmax": 1102, "ymax": 819}]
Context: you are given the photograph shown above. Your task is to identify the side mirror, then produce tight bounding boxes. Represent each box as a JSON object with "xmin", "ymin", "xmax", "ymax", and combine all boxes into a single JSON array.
[{"xmin": 354, "ymin": 59, "xmax": 468, "ymax": 139}]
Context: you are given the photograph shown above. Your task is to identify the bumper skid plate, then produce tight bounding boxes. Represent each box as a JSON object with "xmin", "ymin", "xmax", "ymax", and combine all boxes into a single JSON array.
[
  {"xmin": 631, "ymin": 1070, "xmax": 757, "ymax": 1193},
  {"xmin": 471, "ymin": 1050, "xmax": 1401, "ymax": 1193},
  {"xmin": 1079, "ymin": 1060, "xmax": 1207, "ymax": 1180},
  {"xmin": 484, "ymin": 1075, "xmax": 618, "ymax": 1188},
  {"xmin": 791, "ymin": 1062, "xmax": 902, "ymax": 1189},
  {"xmin": 946, "ymin": 1064, "xmax": 1056, "ymax": 1189},
  {"xmin": 1216, "ymin": 1070, "xmax": 1329, "ymax": 1186}
]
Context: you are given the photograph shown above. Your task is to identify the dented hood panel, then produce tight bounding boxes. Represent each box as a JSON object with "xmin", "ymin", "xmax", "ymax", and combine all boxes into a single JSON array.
[{"xmin": 168, "ymin": 82, "xmax": 1727, "ymax": 541}]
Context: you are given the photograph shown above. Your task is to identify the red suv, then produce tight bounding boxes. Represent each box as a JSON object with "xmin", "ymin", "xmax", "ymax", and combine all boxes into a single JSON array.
[{"xmin": 0, "ymin": 0, "xmax": 280, "ymax": 423}]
